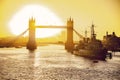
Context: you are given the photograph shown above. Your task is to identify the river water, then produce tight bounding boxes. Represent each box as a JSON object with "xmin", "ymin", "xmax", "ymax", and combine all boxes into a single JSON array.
[{"xmin": 0, "ymin": 45, "xmax": 120, "ymax": 80}]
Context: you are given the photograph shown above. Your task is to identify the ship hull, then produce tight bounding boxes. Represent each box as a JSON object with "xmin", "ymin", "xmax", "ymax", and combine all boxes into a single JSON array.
[{"xmin": 73, "ymin": 49, "xmax": 107, "ymax": 60}]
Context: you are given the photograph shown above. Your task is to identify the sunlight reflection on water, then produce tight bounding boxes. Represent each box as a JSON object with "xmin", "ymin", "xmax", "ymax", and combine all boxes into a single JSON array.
[
  {"xmin": 0, "ymin": 45, "xmax": 120, "ymax": 80},
  {"xmin": 0, "ymin": 45, "xmax": 96, "ymax": 68}
]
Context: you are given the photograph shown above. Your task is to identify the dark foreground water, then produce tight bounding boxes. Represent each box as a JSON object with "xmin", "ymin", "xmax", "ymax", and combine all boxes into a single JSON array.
[{"xmin": 0, "ymin": 45, "xmax": 120, "ymax": 80}]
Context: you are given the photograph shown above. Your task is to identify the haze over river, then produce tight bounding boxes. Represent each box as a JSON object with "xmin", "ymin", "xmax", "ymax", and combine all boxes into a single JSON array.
[{"xmin": 0, "ymin": 45, "xmax": 120, "ymax": 80}]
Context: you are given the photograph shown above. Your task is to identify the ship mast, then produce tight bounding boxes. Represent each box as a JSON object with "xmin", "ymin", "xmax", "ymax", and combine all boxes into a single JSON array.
[
  {"xmin": 91, "ymin": 23, "xmax": 96, "ymax": 41},
  {"xmin": 85, "ymin": 30, "xmax": 87, "ymax": 38}
]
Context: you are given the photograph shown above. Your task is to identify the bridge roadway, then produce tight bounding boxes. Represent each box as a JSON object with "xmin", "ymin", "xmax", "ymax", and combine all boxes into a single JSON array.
[{"xmin": 6, "ymin": 25, "xmax": 83, "ymax": 48}]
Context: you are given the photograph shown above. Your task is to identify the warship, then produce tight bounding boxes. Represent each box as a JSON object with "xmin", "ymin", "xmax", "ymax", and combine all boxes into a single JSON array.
[{"xmin": 73, "ymin": 24, "xmax": 112, "ymax": 60}]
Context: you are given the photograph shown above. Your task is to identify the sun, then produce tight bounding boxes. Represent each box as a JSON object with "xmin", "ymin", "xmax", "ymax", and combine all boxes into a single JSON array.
[{"xmin": 8, "ymin": 4, "xmax": 64, "ymax": 38}]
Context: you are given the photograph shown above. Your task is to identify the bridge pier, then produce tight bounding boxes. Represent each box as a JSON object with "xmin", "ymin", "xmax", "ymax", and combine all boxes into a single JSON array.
[
  {"xmin": 27, "ymin": 18, "xmax": 37, "ymax": 50},
  {"xmin": 65, "ymin": 18, "xmax": 74, "ymax": 52}
]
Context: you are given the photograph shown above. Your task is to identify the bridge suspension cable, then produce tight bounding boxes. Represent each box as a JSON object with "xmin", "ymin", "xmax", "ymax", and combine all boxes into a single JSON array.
[
  {"xmin": 5, "ymin": 27, "xmax": 84, "ymax": 47},
  {"xmin": 73, "ymin": 29, "xmax": 84, "ymax": 39},
  {"xmin": 6, "ymin": 28, "xmax": 29, "ymax": 47}
]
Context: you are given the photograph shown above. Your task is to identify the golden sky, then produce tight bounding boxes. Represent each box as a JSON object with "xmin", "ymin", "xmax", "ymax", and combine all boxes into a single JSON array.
[{"xmin": 0, "ymin": 0, "xmax": 120, "ymax": 39}]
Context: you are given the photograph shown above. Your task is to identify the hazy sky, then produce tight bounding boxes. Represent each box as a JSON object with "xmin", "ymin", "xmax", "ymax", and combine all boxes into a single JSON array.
[{"xmin": 0, "ymin": 0, "xmax": 120, "ymax": 39}]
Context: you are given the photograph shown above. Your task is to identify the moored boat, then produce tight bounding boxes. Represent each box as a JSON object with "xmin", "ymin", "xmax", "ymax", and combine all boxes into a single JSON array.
[{"xmin": 73, "ymin": 24, "xmax": 111, "ymax": 60}]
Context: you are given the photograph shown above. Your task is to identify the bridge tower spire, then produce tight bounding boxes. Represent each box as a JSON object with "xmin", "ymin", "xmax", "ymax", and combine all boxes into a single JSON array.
[
  {"xmin": 65, "ymin": 17, "xmax": 74, "ymax": 51},
  {"xmin": 27, "ymin": 17, "xmax": 37, "ymax": 50}
]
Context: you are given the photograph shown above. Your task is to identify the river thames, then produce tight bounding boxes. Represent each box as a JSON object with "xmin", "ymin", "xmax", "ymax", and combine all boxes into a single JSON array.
[{"xmin": 0, "ymin": 45, "xmax": 120, "ymax": 80}]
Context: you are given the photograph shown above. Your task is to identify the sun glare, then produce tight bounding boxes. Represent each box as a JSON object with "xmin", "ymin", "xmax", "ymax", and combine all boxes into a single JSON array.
[{"xmin": 8, "ymin": 4, "xmax": 64, "ymax": 38}]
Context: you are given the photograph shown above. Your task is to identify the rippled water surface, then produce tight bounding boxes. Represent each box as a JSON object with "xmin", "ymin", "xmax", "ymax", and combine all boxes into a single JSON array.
[{"xmin": 0, "ymin": 45, "xmax": 120, "ymax": 80}]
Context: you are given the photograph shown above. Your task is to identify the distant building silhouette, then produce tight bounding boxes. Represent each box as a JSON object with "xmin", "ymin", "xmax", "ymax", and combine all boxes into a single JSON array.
[{"xmin": 103, "ymin": 32, "xmax": 120, "ymax": 51}]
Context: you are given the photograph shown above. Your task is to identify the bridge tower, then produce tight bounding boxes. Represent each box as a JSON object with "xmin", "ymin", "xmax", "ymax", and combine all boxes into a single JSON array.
[
  {"xmin": 27, "ymin": 18, "xmax": 37, "ymax": 50},
  {"xmin": 65, "ymin": 18, "xmax": 74, "ymax": 51}
]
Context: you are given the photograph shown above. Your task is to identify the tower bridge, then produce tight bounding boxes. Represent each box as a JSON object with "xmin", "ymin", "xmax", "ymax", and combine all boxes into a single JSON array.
[
  {"xmin": 7, "ymin": 17, "xmax": 83, "ymax": 51},
  {"xmin": 27, "ymin": 17, "xmax": 75, "ymax": 51}
]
